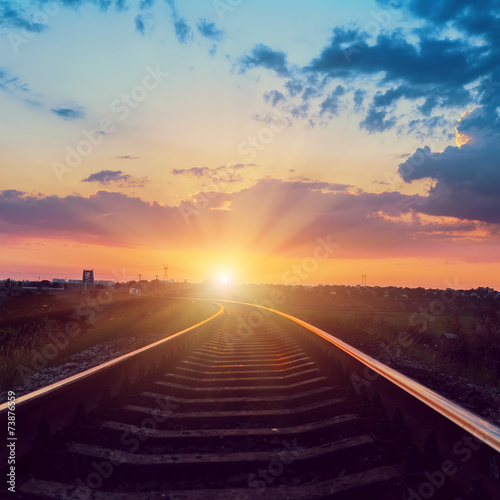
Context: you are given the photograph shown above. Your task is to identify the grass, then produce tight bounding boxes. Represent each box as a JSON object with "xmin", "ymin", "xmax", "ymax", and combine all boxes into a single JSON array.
[
  {"xmin": 0, "ymin": 292, "xmax": 218, "ymax": 393},
  {"xmin": 276, "ymin": 304, "xmax": 500, "ymax": 389}
]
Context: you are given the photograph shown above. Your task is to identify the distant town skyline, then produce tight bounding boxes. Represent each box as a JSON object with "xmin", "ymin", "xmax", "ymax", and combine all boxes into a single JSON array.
[{"xmin": 1, "ymin": 0, "xmax": 500, "ymax": 289}]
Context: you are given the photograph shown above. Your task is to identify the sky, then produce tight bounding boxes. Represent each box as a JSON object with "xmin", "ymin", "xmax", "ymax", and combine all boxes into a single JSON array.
[{"xmin": 0, "ymin": 0, "xmax": 499, "ymax": 288}]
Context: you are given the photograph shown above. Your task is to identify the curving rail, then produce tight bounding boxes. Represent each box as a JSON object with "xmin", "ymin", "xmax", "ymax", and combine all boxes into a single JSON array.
[
  {"xmin": 231, "ymin": 300, "xmax": 500, "ymax": 496},
  {"xmin": 1, "ymin": 298, "xmax": 499, "ymax": 499}
]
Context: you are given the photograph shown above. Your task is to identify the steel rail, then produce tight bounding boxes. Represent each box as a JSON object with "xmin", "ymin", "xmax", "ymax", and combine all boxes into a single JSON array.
[
  {"xmin": 0, "ymin": 302, "xmax": 224, "ymax": 411},
  {"xmin": 221, "ymin": 299, "xmax": 500, "ymax": 455},
  {"xmin": 0, "ymin": 301, "xmax": 224, "ymax": 465}
]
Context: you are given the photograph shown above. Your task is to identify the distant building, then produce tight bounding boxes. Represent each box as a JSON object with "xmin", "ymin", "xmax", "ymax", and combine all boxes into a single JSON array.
[
  {"xmin": 129, "ymin": 287, "xmax": 141, "ymax": 296},
  {"xmin": 52, "ymin": 278, "xmax": 66, "ymax": 284},
  {"xmin": 96, "ymin": 280, "xmax": 115, "ymax": 286},
  {"xmin": 68, "ymin": 279, "xmax": 83, "ymax": 285}
]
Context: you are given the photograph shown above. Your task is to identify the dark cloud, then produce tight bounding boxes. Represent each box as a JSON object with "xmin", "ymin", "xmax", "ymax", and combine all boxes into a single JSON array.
[
  {"xmin": 173, "ymin": 19, "xmax": 191, "ymax": 43},
  {"xmin": 378, "ymin": 0, "xmax": 500, "ymax": 44},
  {"xmin": 302, "ymin": 86, "xmax": 321, "ymax": 101},
  {"xmin": 407, "ymin": 116, "xmax": 447, "ymax": 139},
  {"xmin": 288, "ymin": 103, "xmax": 309, "ymax": 120},
  {"xmin": 134, "ymin": 14, "xmax": 146, "ymax": 35},
  {"xmin": 284, "ymin": 79, "xmax": 304, "ymax": 97},
  {"xmin": 51, "ymin": 107, "xmax": 85, "ymax": 120},
  {"xmin": 353, "ymin": 89, "xmax": 366, "ymax": 113},
  {"xmin": 319, "ymin": 85, "xmax": 345, "ymax": 117},
  {"xmin": 0, "ymin": 190, "xmax": 25, "ymax": 200},
  {"xmin": 360, "ymin": 105, "xmax": 397, "ymax": 133},
  {"xmin": 165, "ymin": 0, "xmax": 192, "ymax": 43},
  {"xmin": 196, "ymin": 18, "xmax": 224, "ymax": 41},
  {"xmin": 139, "ymin": 0, "xmax": 154, "ymax": 8},
  {"xmin": 115, "ymin": 0, "xmax": 128, "ymax": 10},
  {"xmin": 244, "ymin": 1, "xmax": 499, "ymax": 134},
  {"xmin": 0, "ymin": 1, "xmax": 46, "ymax": 32},
  {"xmin": 239, "ymin": 44, "xmax": 290, "ymax": 77},
  {"xmin": 399, "ymin": 106, "xmax": 500, "ymax": 223},
  {"xmin": 116, "ymin": 155, "xmax": 139, "ymax": 160},
  {"xmin": 307, "ymin": 31, "xmax": 488, "ymax": 92},
  {"xmin": 81, "ymin": 170, "xmax": 147, "ymax": 187},
  {"xmin": 263, "ymin": 90, "xmax": 285, "ymax": 107}
]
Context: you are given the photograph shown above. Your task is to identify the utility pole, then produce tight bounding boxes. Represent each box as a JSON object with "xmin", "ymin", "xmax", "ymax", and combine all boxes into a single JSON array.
[{"xmin": 138, "ymin": 273, "xmax": 142, "ymax": 282}]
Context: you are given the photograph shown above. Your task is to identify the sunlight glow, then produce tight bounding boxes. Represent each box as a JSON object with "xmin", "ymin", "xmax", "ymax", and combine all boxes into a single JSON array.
[{"xmin": 455, "ymin": 108, "xmax": 478, "ymax": 147}]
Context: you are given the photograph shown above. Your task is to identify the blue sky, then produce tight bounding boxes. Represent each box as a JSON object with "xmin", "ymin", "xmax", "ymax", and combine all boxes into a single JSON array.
[{"xmin": 1, "ymin": 0, "xmax": 499, "ymax": 286}]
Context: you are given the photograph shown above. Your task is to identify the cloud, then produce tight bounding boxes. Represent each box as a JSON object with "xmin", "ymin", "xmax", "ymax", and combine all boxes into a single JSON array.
[
  {"xmin": 172, "ymin": 167, "xmax": 209, "ymax": 178},
  {"xmin": 0, "ymin": 190, "xmax": 25, "ymax": 200},
  {"xmin": 399, "ymin": 106, "xmax": 500, "ymax": 223},
  {"xmin": 171, "ymin": 164, "xmax": 256, "ymax": 184},
  {"xmin": 319, "ymin": 85, "xmax": 345, "ymax": 117},
  {"xmin": 242, "ymin": 0, "xmax": 499, "ymax": 136},
  {"xmin": 81, "ymin": 170, "xmax": 148, "ymax": 187},
  {"xmin": 239, "ymin": 44, "xmax": 290, "ymax": 77},
  {"xmin": 115, "ymin": 0, "xmax": 128, "ymax": 11},
  {"xmin": 284, "ymin": 79, "xmax": 303, "ymax": 97},
  {"xmin": 196, "ymin": 19, "xmax": 224, "ymax": 41},
  {"xmin": 0, "ymin": 70, "xmax": 36, "ymax": 98},
  {"xmin": 0, "ymin": 1, "xmax": 47, "ymax": 33},
  {"xmin": 1, "ymin": 181, "xmax": 498, "ymax": 261},
  {"xmin": 165, "ymin": 0, "xmax": 192, "ymax": 43},
  {"xmin": 353, "ymin": 89, "xmax": 366, "ymax": 113},
  {"xmin": 134, "ymin": 14, "xmax": 146, "ymax": 35},
  {"xmin": 286, "ymin": 177, "xmax": 353, "ymax": 192},
  {"xmin": 377, "ymin": 0, "xmax": 500, "ymax": 45},
  {"xmin": 307, "ymin": 31, "xmax": 488, "ymax": 91},
  {"xmin": 51, "ymin": 107, "xmax": 86, "ymax": 120},
  {"xmin": 263, "ymin": 90, "xmax": 285, "ymax": 107},
  {"xmin": 173, "ymin": 18, "xmax": 191, "ymax": 43},
  {"xmin": 116, "ymin": 155, "xmax": 139, "ymax": 160},
  {"xmin": 139, "ymin": 0, "xmax": 154, "ymax": 8},
  {"xmin": 360, "ymin": 105, "xmax": 397, "ymax": 133}
]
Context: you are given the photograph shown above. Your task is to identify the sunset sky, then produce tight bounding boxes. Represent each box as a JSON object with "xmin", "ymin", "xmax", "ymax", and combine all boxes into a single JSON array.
[{"xmin": 1, "ymin": 0, "xmax": 499, "ymax": 288}]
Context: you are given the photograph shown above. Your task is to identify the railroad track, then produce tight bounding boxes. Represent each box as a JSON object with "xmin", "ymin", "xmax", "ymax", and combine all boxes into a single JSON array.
[{"xmin": 1, "ymin": 301, "xmax": 499, "ymax": 499}]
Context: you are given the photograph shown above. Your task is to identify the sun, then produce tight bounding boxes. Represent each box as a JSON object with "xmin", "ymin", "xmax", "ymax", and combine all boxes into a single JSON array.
[{"xmin": 213, "ymin": 269, "xmax": 235, "ymax": 287}]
